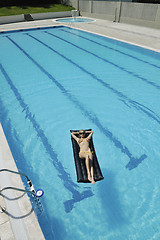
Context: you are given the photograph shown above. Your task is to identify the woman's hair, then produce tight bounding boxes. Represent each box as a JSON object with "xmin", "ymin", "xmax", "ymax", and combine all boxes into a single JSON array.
[
  {"xmin": 79, "ymin": 129, "xmax": 85, "ymax": 134},
  {"xmin": 79, "ymin": 129, "xmax": 85, "ymax": 137}
]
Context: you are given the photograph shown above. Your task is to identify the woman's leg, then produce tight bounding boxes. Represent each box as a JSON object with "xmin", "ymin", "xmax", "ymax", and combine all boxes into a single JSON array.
[
  {"xmin": 79, "ymin": 152, "xmax": 95, "ymax": 184},
  {"xmin": 85, "ymin": 155, "xmax": 92, "ymax": 181},
  {"xmin": 89, "ymin": 153, "xmax": 95, "ymax": 184}
]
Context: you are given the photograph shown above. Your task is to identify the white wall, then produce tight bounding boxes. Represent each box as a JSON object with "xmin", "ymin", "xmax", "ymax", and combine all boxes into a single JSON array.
[
  {"xmin": 69, "ymin": 0, "xmax": 160, "ymax": 28},
  {"xmin": 0, "ymin": 11, "xmax": 72, "ymax": 25}
]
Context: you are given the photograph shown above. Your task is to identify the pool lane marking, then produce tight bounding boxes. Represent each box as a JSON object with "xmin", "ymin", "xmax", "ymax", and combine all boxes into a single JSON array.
[
  {"xmin": 28, "ymin": 31, "xmax": 160, "ymax": 93},
  {"xmin": 61, "ymin": 28, "xmax": 160, "ymax": 70},
  {"xmin": 6, "ymin": 36, "xmax": 147, "ymax": 170},
  {"xmin": 26, "ymin": 32, "xmax": 160, "ymax": 127},
  {"xmin": 45, "ymin": 29, "xmax": 160, "ymax": 91},
  {"xmin": 60, "ymin": 28, "xmax": 160, "ymax": 69},
  {"xmin": 0, "ymin": 63, "xmax": 94, "ymax": 213}
]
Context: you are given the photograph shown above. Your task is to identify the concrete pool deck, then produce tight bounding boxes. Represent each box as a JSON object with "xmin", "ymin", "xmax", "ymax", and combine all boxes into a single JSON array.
[{"xmin": 0, "ymin": 16, "xmax": 160, "ymax": 239}]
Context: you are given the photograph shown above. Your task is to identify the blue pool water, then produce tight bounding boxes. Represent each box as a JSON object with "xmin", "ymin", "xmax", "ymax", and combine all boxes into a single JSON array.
[
  {"xmin": 55, "ymin": 17, "xmax": 94, "ymax": 22},
  {"xmin": 0, "ymin": 26, "xmax": 160, "ymax": 240}
]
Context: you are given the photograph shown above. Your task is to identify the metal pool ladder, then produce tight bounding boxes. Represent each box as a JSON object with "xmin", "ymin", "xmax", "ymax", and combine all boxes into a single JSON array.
[{"xmin": 0, "ymin": 168, "xmax": 44, "ymax": 213}]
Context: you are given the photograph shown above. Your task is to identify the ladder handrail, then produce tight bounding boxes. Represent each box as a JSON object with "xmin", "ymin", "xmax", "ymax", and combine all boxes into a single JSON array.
[
  {"xmin": 0, "ymin": 186, "xmax": 37, "ymax": 197},
  {"xmin": 0, "ymin": 169, "xmax": 44, "ymax": 214},
  {"xmin": 0, "ymin": 168, "xmax": 30, "ymax": 181}
]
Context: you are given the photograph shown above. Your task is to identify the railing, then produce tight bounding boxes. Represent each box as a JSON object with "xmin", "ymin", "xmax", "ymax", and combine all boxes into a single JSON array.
[
  {"xmin": 0, "ymin": 168, "xmax": 44, "ymax": 213},
  {"xmin": 0, "ymin": 186, "xmax": 40, "ymax": 197},
  {"xmin": 0, "ymin": 168, "xmax": 30, "ymax": 181}
]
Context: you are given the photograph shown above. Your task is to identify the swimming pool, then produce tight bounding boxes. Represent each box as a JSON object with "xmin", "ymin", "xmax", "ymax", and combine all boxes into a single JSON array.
[
  {"xmin": 0, "ymin": 25, "xmax": 160, "ymax": 240},
  {"xmin": 55, "ymin": 17, "xmax": 94, "ymax": 23}
]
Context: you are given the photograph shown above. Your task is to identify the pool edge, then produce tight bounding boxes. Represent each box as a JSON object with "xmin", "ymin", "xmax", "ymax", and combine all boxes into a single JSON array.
[
  {"xmin": 0, "ymin": 123, "xmax": 45, "ymax": 240},
  {"xmin": 0, "ymin": 19, "xmax": 160, "ymax": 53},
  {"xmin": 65, "ymin": 23, "xmax": 160, "ymax": 54}
]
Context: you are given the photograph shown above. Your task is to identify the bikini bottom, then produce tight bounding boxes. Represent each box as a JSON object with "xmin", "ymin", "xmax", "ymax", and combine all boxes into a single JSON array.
[{"xmin": 79, "ymin": 150, "xmax": 93, "ymax": 155}]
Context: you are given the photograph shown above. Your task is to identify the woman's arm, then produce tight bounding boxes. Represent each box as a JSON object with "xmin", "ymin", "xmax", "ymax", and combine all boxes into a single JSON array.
[
  {"xmin": 71, "ymin": 132, "xmax": 79, "ymax": 142},
  {"xmin": 85, "ymin": 130, "xmax": 93, "ymax": 134},
  {"xmin": 87, "ymin": 131, "xmax": 93, "ymax": 140}
]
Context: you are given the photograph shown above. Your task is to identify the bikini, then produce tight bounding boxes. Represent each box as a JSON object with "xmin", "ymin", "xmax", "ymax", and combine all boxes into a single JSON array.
[
  {"xmin": 78, "ymin": 138, "xmax": 92, "ymax": 155},
  {"xmin": 78, "ymin": 138, "xmax": 89, "ymax": 143},
  {"xmin": 80, "ymin": 150, "xmax": 92, "ymax": 155}
]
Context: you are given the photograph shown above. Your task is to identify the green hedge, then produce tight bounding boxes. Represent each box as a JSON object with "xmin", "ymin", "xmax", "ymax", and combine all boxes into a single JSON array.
[{"xmin": 0, "ymin": 0, "xmax": 61, "ymax": 7}]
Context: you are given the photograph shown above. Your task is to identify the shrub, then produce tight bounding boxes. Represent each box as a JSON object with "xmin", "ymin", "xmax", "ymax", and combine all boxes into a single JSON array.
[{"xmin": 0, "ymin": 0, "xmax": 61, "ymax": 7}]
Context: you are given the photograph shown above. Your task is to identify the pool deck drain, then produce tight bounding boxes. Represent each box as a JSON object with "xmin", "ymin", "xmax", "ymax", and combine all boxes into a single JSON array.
[{"xmin": 0, "ymin": 16, "xmax": 160, "ymax": 240}]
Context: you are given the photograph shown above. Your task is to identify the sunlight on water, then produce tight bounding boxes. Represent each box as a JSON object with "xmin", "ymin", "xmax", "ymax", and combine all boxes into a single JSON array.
[{"xmin": 0, "ymin": 26, "xmax": 160, "ymax": 240}]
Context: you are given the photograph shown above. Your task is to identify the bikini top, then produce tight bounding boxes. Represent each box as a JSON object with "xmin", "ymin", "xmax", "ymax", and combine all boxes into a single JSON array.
[{"xmin": 78, "ymin": 138, "xmax": 89, "ymax": 144}]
